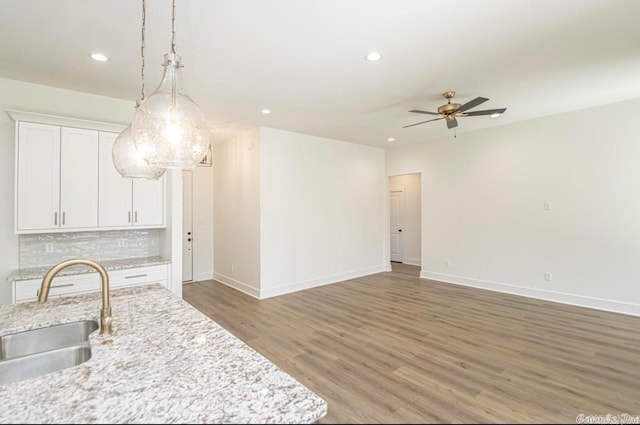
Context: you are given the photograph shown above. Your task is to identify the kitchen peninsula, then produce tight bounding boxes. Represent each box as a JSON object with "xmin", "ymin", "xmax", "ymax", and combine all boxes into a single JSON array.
[{"xmin": 0, "ymin": 284, "xmax": 327, "ymax": 423}]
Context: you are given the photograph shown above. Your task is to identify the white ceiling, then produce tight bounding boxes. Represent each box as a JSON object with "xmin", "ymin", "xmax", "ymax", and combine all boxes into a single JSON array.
[{"xmin": 1, "ymin": 0, "xmax": 639, "ymax": 147}]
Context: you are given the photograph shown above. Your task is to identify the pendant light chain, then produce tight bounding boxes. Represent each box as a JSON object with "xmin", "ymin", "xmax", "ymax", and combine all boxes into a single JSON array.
[
  {"xmin": 170, "ymin": 0, "xmax": 177, "ymax": 107},
  {"xmin": 140, "ymin": 0, "xmax": 146, "ymax": 102},
  {"xmin": 171, "ymin": 0, "xmax": 177, "ymax": 55}
]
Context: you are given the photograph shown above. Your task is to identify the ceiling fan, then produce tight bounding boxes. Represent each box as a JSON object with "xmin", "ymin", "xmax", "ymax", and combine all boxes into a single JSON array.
[{"xmin": 404, "ymin": 91, "xmax": 506, "ymax": 129}]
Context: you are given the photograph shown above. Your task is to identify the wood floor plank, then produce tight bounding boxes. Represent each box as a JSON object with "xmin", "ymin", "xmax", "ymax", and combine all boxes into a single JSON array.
[{"xmin": 183, "ymin": 263, "xmax": 640, "ymax": 424}]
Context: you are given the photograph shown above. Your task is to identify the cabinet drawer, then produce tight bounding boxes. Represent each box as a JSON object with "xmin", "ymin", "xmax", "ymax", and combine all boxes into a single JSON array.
[
  {"xmin": 109, "ymin": 265, "xmax": 169, "ymax": 289},
  {"xmin": 14, "ymin": 274, "xmax": 100, "ymax": 303}
]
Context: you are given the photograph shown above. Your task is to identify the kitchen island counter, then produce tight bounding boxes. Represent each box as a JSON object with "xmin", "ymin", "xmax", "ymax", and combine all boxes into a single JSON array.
[{"xmin": 0, "ymin": 284, "xmax": 327, "ymax": 424}]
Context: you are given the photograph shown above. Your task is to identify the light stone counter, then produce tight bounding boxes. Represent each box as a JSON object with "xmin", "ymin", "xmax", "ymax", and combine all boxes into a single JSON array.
[
  {"xmin": 7, "ymin": 256, "xmax": 171, "ymax": 282},
  {"xmin": 0, "ymin": 284, "xmax": 327, "ymax": 424}
]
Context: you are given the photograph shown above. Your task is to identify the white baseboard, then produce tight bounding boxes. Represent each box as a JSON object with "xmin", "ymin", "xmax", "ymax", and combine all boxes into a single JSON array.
[
  {"xmin": 213, "ymin": 272, "xmax": 260, "ymax": 299},
  {"xmin": 403, "ymin": 257, "xmax": 421, "ymax": 266},
  {"xmin": 260, "ymin": 265, "xmax": 387, "ymax": 299},
  {"xmin": 420, "ymin": 271, "xmax": 640, "ymax": 317},
  {"xmin": 384, "ymin": 263, "xmax": 393, "ymax": 272},
  {"xmin": 193, "ymin": 271, "xmax": 213, "ymax": 282}
]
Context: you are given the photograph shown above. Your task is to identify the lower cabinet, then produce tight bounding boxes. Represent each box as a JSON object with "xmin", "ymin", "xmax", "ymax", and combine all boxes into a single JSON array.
[{"xmin": 12, "ymin": 264, "xmax": 170, "ymax": 303}]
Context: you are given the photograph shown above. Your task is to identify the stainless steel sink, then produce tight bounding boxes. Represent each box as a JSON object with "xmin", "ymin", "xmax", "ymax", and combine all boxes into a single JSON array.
[
  {"xmin": 0, "ymin": 320, "xmax": 98, "ymax": 385},
  {"xmin": 0, "ymin": 320, "xmax": 98, "ymax": 360},
  {"xmin": 0, "ymin": 344, "xmax": 92, "ymax": 386}
]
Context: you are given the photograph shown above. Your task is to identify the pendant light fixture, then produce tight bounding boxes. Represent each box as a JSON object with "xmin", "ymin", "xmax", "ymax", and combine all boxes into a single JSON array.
[
  {"xmin": 131, "ymin": 0, "xmax": 210, "ymax": 169},
  {"xmin": 112, "ymin": 0, "xmax": 166, "ymax": 180}
]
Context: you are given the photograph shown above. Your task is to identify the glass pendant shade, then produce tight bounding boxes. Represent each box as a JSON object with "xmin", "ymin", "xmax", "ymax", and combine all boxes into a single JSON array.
[
  {"xmin": 132, "ymin": 53, "xmax": 210, "ymax": 169},
  {"xmin": 112, "ymin": 124, "xmax": 167, "ymax": 180}
]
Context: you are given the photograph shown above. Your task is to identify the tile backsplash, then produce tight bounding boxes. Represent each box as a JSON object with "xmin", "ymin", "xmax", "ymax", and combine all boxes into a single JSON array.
[{"xmin": 19, "ymin": 229, "xmax": 163, "ymax": 269}]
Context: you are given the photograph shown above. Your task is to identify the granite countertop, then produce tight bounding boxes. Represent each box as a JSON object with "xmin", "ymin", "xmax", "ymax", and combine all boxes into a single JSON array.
[
  {"xmin": 7, "ymin": 256, "xmax": 171, "ymax": 281},
  {"xmin": 0, "ymin": 284, "xmax": 327, "ymax": 423}
]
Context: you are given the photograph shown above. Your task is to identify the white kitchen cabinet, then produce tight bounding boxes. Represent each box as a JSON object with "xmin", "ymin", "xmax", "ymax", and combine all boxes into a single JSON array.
[
  {"xmin": 15, "ymin": 122, "xmax": 60, "ymax": 231},
  {"xmin": 60, "ymin": 127, "xmax": 99, "ymax": 229},
  {"xmin": 13, "ymin": 273, "xmax": 100, "ymax": 303},
  {"xmin": 98, "ymin": 132, "xmax": 165, "ymax": 228},
  {"xmin": 11, "ymin": 263, "xmax": 170, "ymax": 303},
  {"xmin": 15, "ymin": 122, "xmax": 99, "ymax": 232},
  {"xmin": 132, "ymin": 178, "xmax": 164, "ymax": 226}
]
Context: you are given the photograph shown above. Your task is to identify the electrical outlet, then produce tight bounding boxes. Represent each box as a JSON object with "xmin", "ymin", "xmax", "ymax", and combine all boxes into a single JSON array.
[
  {"xmin": 544, "ymin": 201, "xmax": 552, "ymax": 211},
  {"xmin": 118, "ymin": 239, "xmax": 126, "ymax": 247},
  {"xmin": 445, "ymin": 260, "xmax": 451, "ymax": 268},
  {"xmin": 230, "ymin": 263, "xmax": 235, "ymax": 271},
  {"xmin": 45, "ymin": 243, "xmax": 55, "ymax": 253},
  {"xmin": 544, "ymin": 272, "xmax": 552, "ymax": 281}
]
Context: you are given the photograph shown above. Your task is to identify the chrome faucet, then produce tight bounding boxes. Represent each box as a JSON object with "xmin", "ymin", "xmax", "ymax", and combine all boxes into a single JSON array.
[{"xmin": 38, "ymin": 258, "xmax": 112, "ymax": 335}]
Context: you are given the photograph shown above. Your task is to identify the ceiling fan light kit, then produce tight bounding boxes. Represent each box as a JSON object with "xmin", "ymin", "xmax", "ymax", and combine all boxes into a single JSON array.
[{"xmin": 404, "ymin": 91, "xmax": 507, "ymax": 130}]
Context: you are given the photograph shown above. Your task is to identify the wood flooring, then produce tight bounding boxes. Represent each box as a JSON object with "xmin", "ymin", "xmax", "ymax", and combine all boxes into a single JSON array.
[{"xmin": 183, "ymin": 263, "xmax": 640, "ymax": 424}]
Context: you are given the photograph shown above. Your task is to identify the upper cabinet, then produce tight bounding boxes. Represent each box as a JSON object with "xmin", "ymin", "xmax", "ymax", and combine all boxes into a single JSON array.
[
  {"xmin": 16, "ymin": 122, "xmax": 61, "ymax": 231},
  {"xmin": 16, "ymin": 123, "xmax": 99, "ymax": 232},
  {"xmin": 10, "ymin": 111, "xmax": 166, "ymax": 234},
  {"xmin": 60, "ymin": 127, "xmax": 99, "ymax": 228},
  {"xmin": 98, "ymin": 132, "xmax": 165, "ymax": 228}
]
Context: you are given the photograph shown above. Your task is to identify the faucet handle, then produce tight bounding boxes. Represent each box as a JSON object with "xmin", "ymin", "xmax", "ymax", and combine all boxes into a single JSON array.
[{"xmin": 100, "ymin": 307, "xmax": 113, "ymax": 335}]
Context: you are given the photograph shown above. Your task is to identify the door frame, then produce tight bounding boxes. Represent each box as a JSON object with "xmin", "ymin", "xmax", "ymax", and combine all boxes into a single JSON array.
[
  {"xmin": 389, "ymin": 187, "xmax": 405, "ymax": 263},
  {"xmin": 182, "ymin": 170, "xmax": 193, "ymax": 282}
]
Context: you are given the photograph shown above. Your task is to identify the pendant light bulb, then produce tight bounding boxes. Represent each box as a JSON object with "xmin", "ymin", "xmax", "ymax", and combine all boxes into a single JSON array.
[
  {"xmin": 132, "ymin": 53, "xmax": 210, "ymax": 168},
  {"xmin": 112, "ymin": 123, "xmax": 167, "ymax": 180}
]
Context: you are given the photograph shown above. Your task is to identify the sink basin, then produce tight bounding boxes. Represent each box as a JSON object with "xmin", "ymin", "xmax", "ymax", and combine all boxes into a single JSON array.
[
  {"xmin": 0, "ymin": 320, "xmax": 98, "ymax": 386},
  {"xmin": 0, "ymin": 320, "xmax": 98, "ymax": 360},
  {"xmin": 0, "ymin": 344, "xmax": 92, "ymax": 386}
]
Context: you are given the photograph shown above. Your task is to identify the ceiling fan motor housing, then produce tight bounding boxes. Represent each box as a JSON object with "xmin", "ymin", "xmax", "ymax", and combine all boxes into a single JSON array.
[{"xmin": 438, "ymin": 103, "xmax": 461, "ymax": 115}]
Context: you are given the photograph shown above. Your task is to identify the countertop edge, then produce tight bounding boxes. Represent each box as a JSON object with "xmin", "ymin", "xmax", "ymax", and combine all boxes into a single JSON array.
[{"xmin": 7, "ymin": 256, "xmax": 171, "ymax": 282}]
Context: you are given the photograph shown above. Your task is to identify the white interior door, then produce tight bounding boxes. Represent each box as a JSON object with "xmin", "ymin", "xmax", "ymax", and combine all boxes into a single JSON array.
[
  {"xmin": 182, "ymin": 170, "xmax": 193, "ymax": 282},
  {"xmin": 390, "ymin": 188, "xmax": 405, "ymax": 262}
]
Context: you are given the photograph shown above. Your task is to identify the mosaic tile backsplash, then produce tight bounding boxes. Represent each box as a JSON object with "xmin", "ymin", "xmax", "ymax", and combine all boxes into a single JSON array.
[{"xmin": 19, "ymin": 229, "xmax": 163, "ymax": 269}]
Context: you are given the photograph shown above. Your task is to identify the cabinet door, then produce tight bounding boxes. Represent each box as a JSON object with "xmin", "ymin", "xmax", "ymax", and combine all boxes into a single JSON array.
[
  {"xmin": 98, "ymin": 132, "xmax": 133, "ymax": 227},
  {"xmin": 60, "ymin": 127, "xmax": 99, "ymax": 229},
  {"xmin": 16, "ymin": 122, "xmax": 60, "ymax": 231},
  {"xmin": 132, "ymin": 177, "xmax": 165, "ymax": 226}
]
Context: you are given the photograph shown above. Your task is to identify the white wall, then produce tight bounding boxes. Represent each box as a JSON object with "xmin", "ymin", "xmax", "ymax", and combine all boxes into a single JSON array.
[
  {"xmin": 387, "ymin": 98, "xmax": 640, "ymax": 316},
  {"xmin": 259, "ymin": 127, "xmax": 386, "ymax": 298},
  {"xmin": 212, "ymin": 129, "xmax": 261, "ymax": 296},
  {"xmin": 0, "ymin": 78, "xmax": 135, "ymax": 305},
  {"xmin": 389, "ymin": 173, "xmax": 421, "ymax": 266},
  {"xmin": 191, "ymin": 165, "xmax": 214, "ymax": 281}
]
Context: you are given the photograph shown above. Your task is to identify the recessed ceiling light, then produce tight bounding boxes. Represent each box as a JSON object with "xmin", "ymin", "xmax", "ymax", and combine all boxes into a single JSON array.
[
  {"xmin": 365, "ymin": 52, "xmax": 382, "ymax": 62},
  {"xmin": 387, "ymin": 137, "xmax": 395, "ymax": 142},
  {"xmin": 490, "ymin": 113, "xmax": 502, "ymax": 118},
  {"xmin": 90, "ymin": 53, "xmax": 109, "ymax": 62},
  {"xmin": 261, "ymin": 109, "xmax": 271, "ymax": 115}
]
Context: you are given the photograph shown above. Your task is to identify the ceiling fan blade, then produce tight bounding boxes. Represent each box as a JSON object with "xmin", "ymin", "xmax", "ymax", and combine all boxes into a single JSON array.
[
  {"xmin": 463, "ymin": 108, "xmax": 507, "ymax": 116},
  {"xmin": 457, "ymin": 97, "xmax": 489, "ymax": 113},
  {"xmin": 403, "ymin": 117, "xmax": 443, "ymax": 128},
  {"xmin": 409, "ymin": 109, "xmax": 440, "ymax": 116},
  {"xmin": 447, "ymin": 118, "xmax": 458, "ymax": 129}
]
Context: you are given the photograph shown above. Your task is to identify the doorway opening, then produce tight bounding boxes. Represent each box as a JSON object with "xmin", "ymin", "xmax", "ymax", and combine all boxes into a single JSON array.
[{"xmin": 389, "ymin": 173, "xmax": 422, "ymax": 267}]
